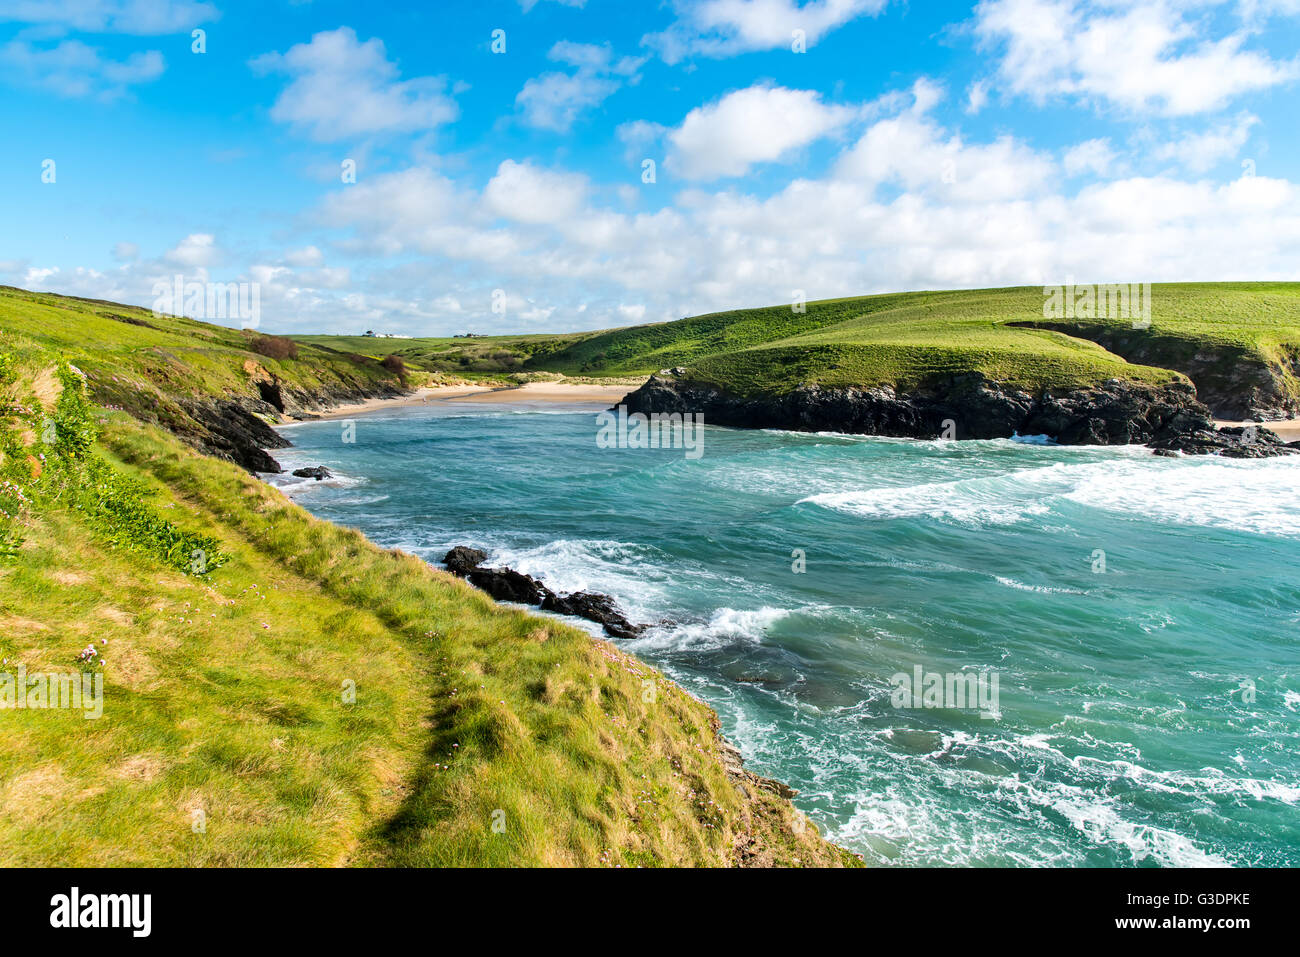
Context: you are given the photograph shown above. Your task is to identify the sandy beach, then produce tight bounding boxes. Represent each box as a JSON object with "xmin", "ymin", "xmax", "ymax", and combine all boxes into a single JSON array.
[
  {"xmin": 304, "ymin": 381, "xmax": 638, "ymax": 420},
  {"xmin": 1216, "ymin": 418, "xmax": 1300, "ymax": 442},
  {"xmin": 445, "ymin": 382, "xmax": 635, "ymax": 405}
]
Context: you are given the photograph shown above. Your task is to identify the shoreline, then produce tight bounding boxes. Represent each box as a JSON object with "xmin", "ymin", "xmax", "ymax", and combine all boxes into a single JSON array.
[
  {"xmin": 259, "ymin": 388, "xmax": 851, "ymax": 864},
  {"xmin": 296, "ymin": 381, "xmax": 637, "ymax": 421},
  {"xmin": 1216, "ymin": 418, "xmax": 1300, "ymax": 442}
]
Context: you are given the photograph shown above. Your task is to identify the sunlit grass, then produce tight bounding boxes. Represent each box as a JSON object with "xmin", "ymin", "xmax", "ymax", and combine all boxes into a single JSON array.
[{"xmin": 0, "ymin": 342, "xmax": 853, "ymax": 866}]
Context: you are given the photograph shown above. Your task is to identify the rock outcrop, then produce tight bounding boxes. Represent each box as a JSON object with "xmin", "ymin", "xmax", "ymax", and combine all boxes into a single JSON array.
[
  {"xmin": 1006, "ymin": 321, "xmax": 1299, "ymax": 420},
  {"xmin": 1150, "ymin": 425, "xmax": 1295, "ymax": 458},
  {"xmin": 442, "ymin": 548, "xmax": 646, "ymax": 640},
  {"xmin": 177, "ymin": 397, "xmax": 291, "ymax": 474},
  {"xmin": 621, "ymin": 372, "xmax": 1295, "ymax": 457}
]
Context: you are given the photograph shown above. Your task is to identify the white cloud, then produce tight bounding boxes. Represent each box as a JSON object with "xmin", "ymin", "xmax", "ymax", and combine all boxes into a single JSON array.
[
  {"xmin": 646, "ymin": 0, "xmax": 889, "ymax": 63},
  {"xmin": 668, "ymin": 84, "xmax": 857, "ymax": 180},
  {"xmin": 26, "ymin": 73, "xmax": 1300, "ymax": 338},
  {"xmin": 0, "ymin": 38, "xmax": 163, "ymax": 99},
  {"xmin": 1152, "ymin": 113, "xmax": 1259, "ymax": 172},
  {"xmin": 317, "ymin": 167, "xmax": 494, "ymax": 259},
  {"xmin": 165, "ymin": 233, "xmax": 218, "ymax": 268},
  {"xmin": 973, "ymin": 0, "xmax": 1300, "ymax": 116},
  {"xmin": 251, "ymin": 27, "xmax": 458, "ymax": 141},
  {"xmin": 519, "ymin": 0, "xmax": 585, "ymax": 10},
  {"xmin": 0, "ymin": 0, "xmax": 218, "ymax": 34},
  {"xmin": 484, "ymin": 160, "xmax": 589, "ymax": 225},
  {"xmin": 835, "ymin": 81, "xmax": 1056, "ymax": 202},
  {"xmin": 1063, "ymin": 138, "xmax": 1116, "ymax": 177},
  {"xmin": 516, "ymin": 41, "xmax": 643, "ymax": 132},
  {"xmin": 283, "ymin": 245, "xmax": 324, "ymax": 267},
  {"xmin": 294, "ymin": 78, "xmax": 1300, "ymax": 335}
]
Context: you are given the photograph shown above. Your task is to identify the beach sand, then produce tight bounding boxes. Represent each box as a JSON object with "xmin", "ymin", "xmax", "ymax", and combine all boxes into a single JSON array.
[
  {"xmin": 445, "ymin": 382, "xmax": 634, "ymax": 405},
  {"xmin": 1216, "ymin": 418, "xmax": 1300, "ymax": 442},
  {"xmin": 304, "ymin": 381, "xmax": 638, "ymax": 420}
]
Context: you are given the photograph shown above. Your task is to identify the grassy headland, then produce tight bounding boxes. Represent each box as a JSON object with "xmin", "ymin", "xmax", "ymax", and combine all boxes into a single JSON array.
[
  {"xmin": 525, "ymin": 284, "xmax": 1300, "ymax": 417},
  {"xmin": 295, "ymin": 283, "xmax": 1300, "ymax": 418},
  {"xmin": 0, "ymin": 291, "xmax": 855, "ymax": 867}
]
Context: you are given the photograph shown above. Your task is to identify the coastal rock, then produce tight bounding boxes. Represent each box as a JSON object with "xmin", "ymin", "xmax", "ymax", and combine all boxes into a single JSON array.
[
  {"xmin": 177, "ymin": 397, "xmax": 290, "ymax": 473},
  {"xmin": 1007, "ymin": 320, "xmax": 1299, "ymax": 420},
  {"xmin": 718, "ymin": 735, "xmax": 797, "ymax": 798},
  {"xmin": 443, "ymin": 546, "xmax": 488, "ymax": 576},
  {"xmin": 541, "ymin": 591, "xmax": 646, "ymax": 640},
  {"xmin": 621, "ymin": 373, "xmax": 1294, "ymax": 457},
  {"xmin": 106, "ymin": 367, "xmax": 410, "ymax": 474},
  {"xmin": 441, "ymin": 547, "xmax": 646, "ymax": 640},
  {"xmin": 1149, "ymin": 425, "xmax": 1296, "ymax": 458},
  {"xmin": 291, "ymin": 466, "xmax": 332, "ymax": 481},
  {"xmin": 467, "ymin": 567, "xmax": 551, "ymax": 605}
]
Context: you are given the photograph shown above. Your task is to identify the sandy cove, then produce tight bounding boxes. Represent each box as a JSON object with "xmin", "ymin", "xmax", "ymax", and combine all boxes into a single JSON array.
[{"xmin": 305, "ymin": 381, "xmax": 640, "ymax": 420}]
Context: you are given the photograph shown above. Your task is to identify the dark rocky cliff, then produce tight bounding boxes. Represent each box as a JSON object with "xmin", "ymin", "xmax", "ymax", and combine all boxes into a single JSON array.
[{"xmin": 621, "ymin": 372, "xmax": 1296, "ymax": 458}]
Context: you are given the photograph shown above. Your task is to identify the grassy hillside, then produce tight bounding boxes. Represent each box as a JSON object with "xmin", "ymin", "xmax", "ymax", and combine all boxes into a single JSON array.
[
  {"xmin": 292, "ymin": 284, "xmax": 1300, "ymax": 415},
  {"xmin": 0, "ymin": 286, "xmax": 410, "ymax": 444},
  {"xmin": 294, "ymin": 331, "xmax": 596, "ymax": 380},
  {"xmin": 527, "ymin": 284, "xmax": 1300, "ymax": 414},
  {"xmin": 0, "ymin": 309, "xmax": 854, "ymax": 867}
]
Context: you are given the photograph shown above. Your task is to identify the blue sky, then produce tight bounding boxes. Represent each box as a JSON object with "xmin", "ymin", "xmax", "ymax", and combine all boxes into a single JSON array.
[{"xmin": 1, "ymin": 0, "xmax": 1298, "ymax": 335}]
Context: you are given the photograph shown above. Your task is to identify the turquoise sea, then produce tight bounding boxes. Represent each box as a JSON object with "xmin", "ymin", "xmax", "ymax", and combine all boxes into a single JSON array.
[{"xmin": 272, "ymin": 397, "xmax": 1300, "ymax": 867}]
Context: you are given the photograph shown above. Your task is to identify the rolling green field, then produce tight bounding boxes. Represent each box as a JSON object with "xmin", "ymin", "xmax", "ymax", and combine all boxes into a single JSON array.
[
  {"xmin": 295, "ymin": 284, "xmax": 1300, "ymax": 412},
  {"xmin": 293, "ymin": 331, "xmax": 594, "ymax": 380},
  {"xmin": 0, "ymin": 294, "xmax": 854, "ymax": 867},
  {"xmin": 528, "ymin": 284, "xmax": 1300, "ymax": 406}
]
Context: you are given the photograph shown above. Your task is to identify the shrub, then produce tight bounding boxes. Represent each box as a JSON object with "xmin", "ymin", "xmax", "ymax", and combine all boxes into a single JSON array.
[
  {"xmin": 250, "ymin": 334, "xmax": 298, "ymax": 361},
  {"xmin": 380, "ymin": 354, "xmax": 409, "ymax": 384}
]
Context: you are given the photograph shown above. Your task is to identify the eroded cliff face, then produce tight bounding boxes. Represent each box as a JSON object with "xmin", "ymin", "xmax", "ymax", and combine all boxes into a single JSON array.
[
  {"xmin": 620, "ymin": 372, "xmax": 1296, "ymax": 457},
  {"xmin": 238, "ymin": 359, "xmax": 407, "ymax": 418},
  {"xmin": 1006, "ymin": 321, "xmax": 1299, "ymax": 421},
  {"xmin": 92, "ymin": 360, "xmax": 408, "ymax": 474}
]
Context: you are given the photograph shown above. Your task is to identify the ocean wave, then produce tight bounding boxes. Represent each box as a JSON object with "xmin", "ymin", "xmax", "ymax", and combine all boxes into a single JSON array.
[
  {"xmin": 263, "ymin": 470, "xmax": 368, "ymax": 495},
  {"xmin": 797, "ymin": 456, "xmax": 1300, "ymax": 535},
  {"xmin": 799, "ymin": 475, "xmax": 1055, "ymax": 526},
  {"xmin": 633, "ymin": 606, "xmax": 793, "ymax": 652},
  {"xmin": 1043, "ymin": 786, "xmax": 1231, "ymax": 867},
  {"xmin": 489, "ymin": 538, "xmax": 675, "ymax": 619},
  {"xmin": 1064, "ymin": 457, "xmax": 1300, "ymax": 537},
  {"xmin": 994, "ymin": 576, "xmax": 1090, "ymax": 595}
]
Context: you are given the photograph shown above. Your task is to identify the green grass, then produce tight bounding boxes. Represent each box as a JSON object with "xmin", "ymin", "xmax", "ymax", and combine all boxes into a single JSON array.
[
  {"xmin": 0, "ymin": 318, "xmax": 855, "ymax": 868},
  {"xmin": 292, "ymin": 284, "xmax": 1300, "ymax": 409},
  {"xmin": 294, "ymin": 331, "xmax": 597, "ymax": 380},
  {"xmin": 0, "ymin": 285, "xmax": 409, "ymax": 432},
  {"xmin": 523, "ymin": 284, "xmax": 1300, "ymax": 404}
]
